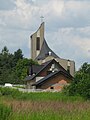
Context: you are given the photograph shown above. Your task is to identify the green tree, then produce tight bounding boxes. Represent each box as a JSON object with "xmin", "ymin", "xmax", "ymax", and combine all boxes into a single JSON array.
[
  {"xmin": 65, "ymin": 62, "xmax": 90, "ymax": 99},
  {"xmin": 1, "ymin": 46, "xmax": 9, "ymax": 56},
  {"xmin": 15, "ymin": 58, "xmax": 38, "ymax": 81},
  {"xmin": 0, "ymin": 47, "xmax": 13, "ymax": 84},
  {"xmin": 79, "ymin": 62, "xmax": 90, "ymax": 74},
  {"xmin": 0, "ymin": 47, "xmax": 38, "ymax": 84},
  {"xmin": 13, "ymin": 49, "xmax": 23, "ymax": 66},
  {"xmin": 14, "ymin": 49, "xmax": 23, "ymax": 60}
]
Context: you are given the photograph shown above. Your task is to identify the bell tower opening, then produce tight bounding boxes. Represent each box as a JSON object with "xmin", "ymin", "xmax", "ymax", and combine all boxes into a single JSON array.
[{"xmin": 36, "ymin": 37, "xmax": 40, "ymax": 50}]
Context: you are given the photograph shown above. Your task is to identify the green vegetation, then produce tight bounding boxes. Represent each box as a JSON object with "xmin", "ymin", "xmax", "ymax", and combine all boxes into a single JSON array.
[
  {"xmin": 64, "ymin": 62, "xmax": 90, "ymax": 99},
  {"xmin": 0, "ymin": 46, "xmax": 90, "ymax": 99},
  {"xmin": 0, "ymin": 46, "xmax": 38, "ymax": 84},
  {"xmin": 0, "ymin": 87, "xmax": 90, "ymax": 120},
  {"xmin": 0, "ymin": 46, "xmax": 90, "ymax": 119},
  {"xmin": 0, "ymin": 87, "xmax": 84, "ymax": 101},
  {"xmin": 0, "ymin": 103, "xmax": 12, "ymax": 120},
  {"xmin": 9, "ymin": 111, "xmax": 90, "ymax": 120}
]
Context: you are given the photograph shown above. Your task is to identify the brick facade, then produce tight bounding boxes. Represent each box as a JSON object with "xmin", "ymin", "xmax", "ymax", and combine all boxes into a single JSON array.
[
  {"xmin": 25, "ymin": 59, "xmax": 73, "ymax": 91},
  {"xmin": 36, "ymin": 74, "xmax": 71, "ymax": 91}
]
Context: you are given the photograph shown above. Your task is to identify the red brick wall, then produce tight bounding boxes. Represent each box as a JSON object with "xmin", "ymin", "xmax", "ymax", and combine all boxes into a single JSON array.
[{"xmin": 37, "ymin": 74, "xmax": 71, "ymax": 91}]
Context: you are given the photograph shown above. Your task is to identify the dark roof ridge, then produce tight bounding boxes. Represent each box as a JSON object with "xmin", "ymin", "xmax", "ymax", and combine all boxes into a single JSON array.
[
  {"xmin": 33, "ymin": 59, "xmax": 54, "ymax": 76},
  {"xmin": 32, "ymin": 71, "xmax": 59, "ymax": 86},
  {"xmin": 32, "ymin": 70, "xmax": 73, "ymax": 86},
  {"xmin": 25, "ymin": 59, "xmax": 73, "ymax": 81},
  {"xmin": 25, "ymin": 59, "xmax": 54, "ymax": 81}
]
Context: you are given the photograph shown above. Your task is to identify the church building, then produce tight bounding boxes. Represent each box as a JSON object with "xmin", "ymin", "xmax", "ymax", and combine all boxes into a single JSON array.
[{"xmin": 25, "ymin": 22, "xmax": 75, "ymax": 91}]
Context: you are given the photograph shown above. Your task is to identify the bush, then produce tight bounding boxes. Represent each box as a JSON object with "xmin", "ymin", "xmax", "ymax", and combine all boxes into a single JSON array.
[
  {"xmin": 63, "ymin": 76, "xmax": 90, "ymax": 99},
  {"xmin": 0, "ymin": 87, "xmax": 21, "ymax": 98},
  {"xmin": 77, "ymin": 78, "xmax": 90, "ymax": 99}
]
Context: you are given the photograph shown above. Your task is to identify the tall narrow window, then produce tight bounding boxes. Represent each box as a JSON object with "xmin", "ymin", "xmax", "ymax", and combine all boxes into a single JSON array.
[{"xmin": 36, "ymin": 37, "xmax": 40, "ymax": 50}]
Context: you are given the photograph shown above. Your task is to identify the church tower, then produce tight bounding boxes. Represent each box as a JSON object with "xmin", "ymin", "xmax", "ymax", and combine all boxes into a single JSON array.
[
  {"xmin": 30, "ymin": 22, "xmax": 44, "ymax": 59},
  {"xmin": 30, "ymin": 22, "xmax": 75, "ymax": 77}
]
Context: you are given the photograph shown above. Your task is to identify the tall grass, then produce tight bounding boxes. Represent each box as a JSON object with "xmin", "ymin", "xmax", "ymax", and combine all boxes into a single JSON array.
[
  {"xmin": 10, "ymin": 110, "xmax": 90, "ymax": 120},
  {"xmin": 0, "ymin": 87, "xmax": 90, "ymax": 120},
  {"xmin": 0, "ymin": 99, "xmax": 90, "ymax": 120},
  {"xmin": 0, "ymin": 103, "xmax": 12, "ymax": 120}
]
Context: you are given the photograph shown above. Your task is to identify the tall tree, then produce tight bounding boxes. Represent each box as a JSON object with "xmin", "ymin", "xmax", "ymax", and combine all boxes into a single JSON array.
[
  {"xmin": 15, "ymin": 58, "xmax": 38, "ymax": 80},
  {"xmin": 1, "ymin": 46, "xmax": 9, "ymax": 56},
  {"xmin": 14, "ymin": 49, "xmax": 23, "ymax": 60},
  {"xmin": 0, "ymin": 47, "xmax": 38, "ymax": 84}
]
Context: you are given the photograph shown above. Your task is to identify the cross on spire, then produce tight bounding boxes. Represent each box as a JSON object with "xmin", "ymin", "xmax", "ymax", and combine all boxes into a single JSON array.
[{"xmin": 40, "ymin": 16, "xmax": 44, "ymax": 23}]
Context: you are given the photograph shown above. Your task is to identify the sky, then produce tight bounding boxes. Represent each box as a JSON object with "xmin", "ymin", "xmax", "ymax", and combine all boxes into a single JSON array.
[{"xmin": 0, "ymin": 0, "xmax": 90, "ymax": 70}]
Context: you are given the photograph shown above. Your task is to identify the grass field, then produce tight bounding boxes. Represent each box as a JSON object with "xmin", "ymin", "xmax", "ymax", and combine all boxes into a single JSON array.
[{"xmin": 0, "ymin": 87, "xmax": 90, "ymax": 120}]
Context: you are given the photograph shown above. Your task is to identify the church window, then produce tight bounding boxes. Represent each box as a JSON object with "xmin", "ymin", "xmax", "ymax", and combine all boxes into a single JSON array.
[{"xmin": 36, "ymin": 37, "xmax": 40, "ymax": 50}]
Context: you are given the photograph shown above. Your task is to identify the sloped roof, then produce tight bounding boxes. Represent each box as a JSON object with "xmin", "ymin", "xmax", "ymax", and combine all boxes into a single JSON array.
[
  {"xmin": 32, "ymin": 70, "xmax": 73, "ymax": 86},
  {"xmin": 25, "ymin": 75, "xmax": 35, "ymax": 81},
  {"xmin": 25, "ymin": 59, "xmax": 54, "ymax": 81},
  {"xmin": 35, "ymin": 39, "xmax": 59, "ymax": 60},
  {"xmin": 24, "ymin": 59, "xmax": 72, "ymax": 81},
  {"xmin": 29, "ymin": 65, "xmax": 44, "ymax": 75}
]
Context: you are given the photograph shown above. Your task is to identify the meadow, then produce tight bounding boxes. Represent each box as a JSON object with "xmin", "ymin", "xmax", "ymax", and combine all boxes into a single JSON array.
[{"xmin": 0, "ymin": 87, "xmax": 90, "ymax": 120}]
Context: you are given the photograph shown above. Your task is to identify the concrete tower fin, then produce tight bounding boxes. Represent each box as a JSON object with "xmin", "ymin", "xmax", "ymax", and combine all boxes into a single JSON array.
[{"xmin": 30, "ymin": 22, "xmax": 45, "ymax": 59}]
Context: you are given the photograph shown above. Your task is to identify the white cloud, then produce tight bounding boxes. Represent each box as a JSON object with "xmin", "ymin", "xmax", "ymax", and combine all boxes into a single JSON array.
[
  {"xmin": 0, "ymin": 0, "xmax": 90, "ymax": 69},
  {"xmin": 0, "ymin": 0, "xmax": 65, "ymax": 29},
  {"xmin": 0, "ymin": 19, "xmax": 6, "ymax": 26},
  {"xmin": 46, "ymin": 26, "xmax": 90, "ymax": 69},
  {"xmin": 0, "ymin": 0, "xmax": 16, "ymax": 10},
  {"xmin": 74, "ymin": 37, "xmax": 90, "ymax": 57}
]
